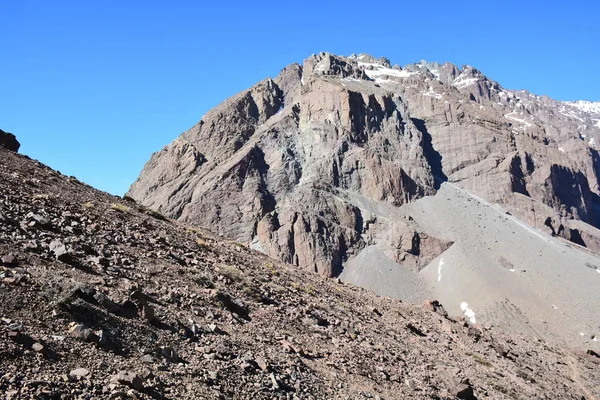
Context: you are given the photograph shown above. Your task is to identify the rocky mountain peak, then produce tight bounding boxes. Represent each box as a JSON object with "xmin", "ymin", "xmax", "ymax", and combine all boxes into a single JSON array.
[
  {"xmin": 347, "ymin": 53, "xmax": 392, "ymax": 68},
  {"xmin": 130, "ymin": 52, "xmax": 600, "ymax": 276},
  {"xmin": 128, "ymin": 53, "xmax": 600, "ymax": 347}
]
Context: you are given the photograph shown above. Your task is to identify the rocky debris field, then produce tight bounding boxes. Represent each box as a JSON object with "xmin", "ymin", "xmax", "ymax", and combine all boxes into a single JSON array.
[{"xmin": 1, "ymin": 147, "xmax": 599, "ymax": 399}]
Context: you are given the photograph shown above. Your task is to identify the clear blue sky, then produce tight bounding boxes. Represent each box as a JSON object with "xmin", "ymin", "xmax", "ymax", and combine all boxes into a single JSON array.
[{"xmin": 2, "ymin": 0, "xmax": 599, "ymax": 195}]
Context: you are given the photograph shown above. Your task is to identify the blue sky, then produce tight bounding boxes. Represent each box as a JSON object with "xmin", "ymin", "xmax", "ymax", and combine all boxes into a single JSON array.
[{"xmin": 2, "ymin": 0, "xmax": 599, "ymax": 195}]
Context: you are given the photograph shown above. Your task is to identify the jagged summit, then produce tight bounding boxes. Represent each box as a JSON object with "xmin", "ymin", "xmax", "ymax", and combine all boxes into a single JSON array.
[{"xmin": 334, "ymin": 53, "xmax": 488, "ymax": 88}]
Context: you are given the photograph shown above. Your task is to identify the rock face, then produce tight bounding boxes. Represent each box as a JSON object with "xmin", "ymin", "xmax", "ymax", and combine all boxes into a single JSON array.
[
  {"xmin": 129, "ymin": 53, "xmax": 600, "ymax": 275},
  {"xmin": 0, "ymin": 129, "xmax": 20, "ymax": 152}
]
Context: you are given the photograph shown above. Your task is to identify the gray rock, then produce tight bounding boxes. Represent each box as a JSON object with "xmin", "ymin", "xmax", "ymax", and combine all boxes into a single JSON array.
[
  {"xmin": 110, "ymin": 371, "xmax": 143, "ymax": 391},
  {"xmin": 68, "ymin": 323, "xmax": 99, "ymax": 343},
  {"xmin": 255, "ymin": 356, "xmax": 268, "ymax": 371},
  {"xmin": 69, "ymin": 368, "xmax": 90, "ymax": 379},
  {"xmin": 31, "ymin": 342, "xmax": 45, "ymax": 353},
  {"xmin": 139, "ymin": 354, "xmax": 157, "ymax": 364},
  {"xmin": 49, "ymin": 240, "xmax": 72, "ymax": 263},
  {"xmin": 1, "ymin": 254, "xmax": 18, "ymax": 267}
]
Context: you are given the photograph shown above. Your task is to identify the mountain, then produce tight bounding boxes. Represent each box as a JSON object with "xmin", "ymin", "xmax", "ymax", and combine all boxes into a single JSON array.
[
  {"xmin": 3, "ymin": 139, "xmax": 600, "ymax": 399},
  {"xmin": 129, "ymin": 53, "xmax": 600, "ymax": 276},
  {"xmin": 128, "ymin": 53, "xmax": 600, "ymax": 348}
]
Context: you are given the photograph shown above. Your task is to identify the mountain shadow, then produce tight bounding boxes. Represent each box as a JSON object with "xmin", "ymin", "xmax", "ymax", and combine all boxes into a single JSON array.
[{"xmin": 412, "ymin": 118, "xmax": 447, "ymax": 188}]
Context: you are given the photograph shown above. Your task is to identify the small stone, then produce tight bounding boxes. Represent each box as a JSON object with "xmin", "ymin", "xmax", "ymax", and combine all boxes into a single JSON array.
[
  {"xmin": 49, "ymin": 240, "xmax": 72, "ymax": 263},
  {"xmin": 195, "ymin": 345, "xmax": 213, "ymax": 354},
  {"xmin": 31, "ymin": 342, "xmax": 45, "ymax": 353},
  {"xmin": 139, "ymin": 354, "xmax": 157, "ymax": 364},
  {"xmin": 208, "ymin": 371, "xmax": 218, "ymax": 381},
  {"xmin": 1, "ymin": 254, "xmax": 18, "ymax": 267},
  {"xmin": 68, "ymin": 322, "xmax": 99, "ymax": 343},
  {"xmin": 160, "ymin": 346, "xmax": 180, "ymax": 363},
  {"xmin": 587, "ymin": 349, "xmax": 600, "ymax": 359},
  {"xmin": 405, "ymin": 378, "xmax": 416, "ymax": 390},
  {"xmin": 8, "ymin": 322, "xmax": 23, "ymax": 332},
  {"xmin": 269, "ymin": 373, "xmax": 279, "ymax": 389},
  {"xmin": 69, "ymin": 368, "xmax": 90, "ymax": 379},
  {"xmin": 140, "ymin": 368, "xmax": 153, "ymax": 380},
  {"xmin": 255, "ymin": 356, "xmax": 268, "ymax": 371},
  {"xmin": 110, "ymin": 371, "xmax": 143, "ymax": 391}
]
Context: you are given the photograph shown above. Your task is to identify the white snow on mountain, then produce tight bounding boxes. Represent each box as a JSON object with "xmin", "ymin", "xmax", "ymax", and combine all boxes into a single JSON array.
[
  {"xmin": 452, "ymin": 75, "xmax": 480, "ymax": 89},
  {"xmin": 358, "ymin": 62, "xmax": 418, "ymax": 81},
  {"xmin": 565, "ymin": 100, "xmax": 600, "ymax": 115}
]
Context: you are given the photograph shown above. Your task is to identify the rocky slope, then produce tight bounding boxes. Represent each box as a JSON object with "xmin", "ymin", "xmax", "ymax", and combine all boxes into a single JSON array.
[
  {"xmin": 128, "ymin": 53, "xmax": 600, "ymax": 280},
  {"xmin": 2, "ymin": 141, "xmax": 600, "ymax": 399},
  {"xmin": 341, "ymin": 181, "xmax": 600, "ymax": 350}
]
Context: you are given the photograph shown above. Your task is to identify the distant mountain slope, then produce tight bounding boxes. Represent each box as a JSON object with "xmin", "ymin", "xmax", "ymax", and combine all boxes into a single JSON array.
[
  {"xmin": 341, "ymin": 181, "xmax": 600, "ymax": 349},
  {"xmin": 129, "ymin": 53, "xmax": 600, "ymax": 280},
  {"xmin": 3, "ymin": 144, "xmax": 600, "ymax": 398}
]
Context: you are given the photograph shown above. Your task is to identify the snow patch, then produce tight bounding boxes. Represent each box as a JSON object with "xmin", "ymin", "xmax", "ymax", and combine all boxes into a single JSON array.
[
  {"xmin": 505, "ymin": 111, "xmax": 532, "ymax": 128},
  {"xmin": 558, "ymin": 147, "xmax": 565, "ymax": 152},
  {"xmin": 460, "ymin": 302, "xmax": 477, "ymax": 324},
  {"xmin": 437, "ymin": 258, "xmax": 445, "ymax": 282},
  {"xmin": 358, "ymin": 62, "xmax": 418, "ymax": 80},
  {"xmin": 422, "ymin": 86, "xmax": 443, "ymax": 99},
  {"xmin": 452, "ymin": 75, "xmax": 480, "ymax": 89},
  {"xmin": 564, "ymin": 100, "xmax": 600, "ymax": 115}
]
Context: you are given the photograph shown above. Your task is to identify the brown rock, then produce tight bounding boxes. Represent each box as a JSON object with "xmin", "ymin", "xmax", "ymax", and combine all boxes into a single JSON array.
[
  {"xmin": 110, "ymin": 371, "xmax": 143, "ymax": 391},
  {"xmin": 128, "ymin": 53, "xmax": 600, "ymax": 280}
]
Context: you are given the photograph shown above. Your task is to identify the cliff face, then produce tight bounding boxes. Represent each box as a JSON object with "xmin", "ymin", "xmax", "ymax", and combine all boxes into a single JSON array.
[{"xmin": 128, "ymin": 53, "xmax": 600, "ymax": 275}]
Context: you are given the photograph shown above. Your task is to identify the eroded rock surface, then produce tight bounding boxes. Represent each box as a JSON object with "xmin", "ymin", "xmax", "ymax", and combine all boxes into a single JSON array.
[{"xmin": 129, "ymin": 53, "xmax": 600, "ymax": 275}]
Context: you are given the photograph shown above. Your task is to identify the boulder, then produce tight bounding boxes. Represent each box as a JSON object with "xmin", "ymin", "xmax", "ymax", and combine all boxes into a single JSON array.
[
  {"xmin": 110, "ymin": 371, "xmax": 143, "ymax": 391},
  {"xmin": 0, "ymin": 129, "xmax": 20, "ymax": 152}
]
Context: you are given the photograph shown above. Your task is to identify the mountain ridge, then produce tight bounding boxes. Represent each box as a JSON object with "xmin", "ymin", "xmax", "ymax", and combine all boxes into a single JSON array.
[
  {"xmin": 129, "ymin": 52, "xmax": 600, "ymax": 273},
  {"xmin": 126, "ymin": 52, "xmax": 600, "ymax": 350}
]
